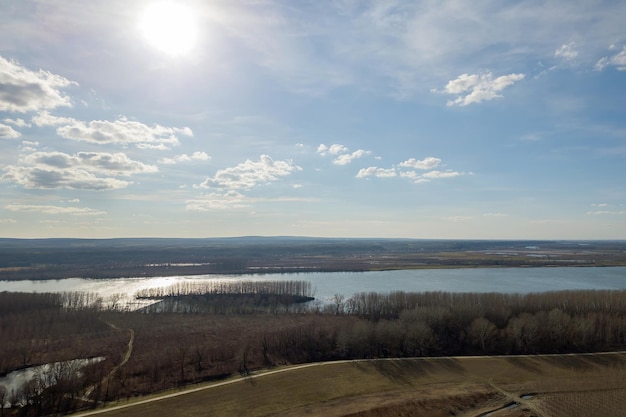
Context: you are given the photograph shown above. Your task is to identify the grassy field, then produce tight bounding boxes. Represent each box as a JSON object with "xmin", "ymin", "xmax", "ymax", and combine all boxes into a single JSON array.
[{"xmin": 73, "ymin": 352, "xmax": 626, "ymax": 417}]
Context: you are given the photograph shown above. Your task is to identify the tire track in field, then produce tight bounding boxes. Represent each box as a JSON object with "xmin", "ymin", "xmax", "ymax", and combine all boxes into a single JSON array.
[{"xmin": 478, "ymin": 381, "xmax": 542, "ymax": 417}]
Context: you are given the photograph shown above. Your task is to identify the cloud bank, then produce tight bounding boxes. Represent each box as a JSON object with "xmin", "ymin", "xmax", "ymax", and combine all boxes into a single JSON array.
[
  {"xmin": 2, "ymin": 151, "xmax": 158, "ymax": 190},
  {"xmin": 33, "ymin": 112, "xmax": 192, "ymax": 149},
  {"xmin": 0, "ymin": 56, "xmax": 75, "ymax": 113}
]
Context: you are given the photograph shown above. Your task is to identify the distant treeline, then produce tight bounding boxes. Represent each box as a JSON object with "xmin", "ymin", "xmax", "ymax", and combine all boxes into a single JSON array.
[
  {"xmin": 0, "ymin": 291, "xmax": 106, "ymax": 313},
  {"xmin": 342, "ymin": 290, "xmax": 626, "ymax": 320},
  {"xmin": 135, "ymin": 281, "xmax": 314, "ymax": 314},
  {"xmin": 316, "ymin": 289, "xmax": 626, "ymax": 357},
  {"xmin": 135, "ymin": 280, "xmax": 313, "ymax": 299}
]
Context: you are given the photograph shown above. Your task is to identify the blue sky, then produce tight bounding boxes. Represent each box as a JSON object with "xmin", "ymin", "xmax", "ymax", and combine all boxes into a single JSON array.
[{"xmin": 1, "ymin": 0, "xmax": 625, "ymax": 239}]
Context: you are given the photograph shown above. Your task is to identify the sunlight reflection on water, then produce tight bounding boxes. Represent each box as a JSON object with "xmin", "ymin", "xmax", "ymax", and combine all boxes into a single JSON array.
[{"xmin": 1, "ymin": 267, "xmax": 625, "ymax": 309}]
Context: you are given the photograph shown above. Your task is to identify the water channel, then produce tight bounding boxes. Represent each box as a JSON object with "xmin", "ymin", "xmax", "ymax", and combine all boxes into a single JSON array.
[
  {"xmin": 0, "ymin": 358, "xmax": 105, "ymax": 407},
  {"xmin": 1, "ymin": 266, "xmax": 625, "ymax": 308}
]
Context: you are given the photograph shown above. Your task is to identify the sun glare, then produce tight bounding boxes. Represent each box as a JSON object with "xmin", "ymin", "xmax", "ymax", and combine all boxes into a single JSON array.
[{"xmin": 139, "ymin": 2, "xmax": 198, "ymax": 56}]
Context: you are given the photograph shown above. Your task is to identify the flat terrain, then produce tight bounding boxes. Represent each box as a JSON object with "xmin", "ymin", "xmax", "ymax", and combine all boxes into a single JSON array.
[
  {"xmin": 2, "ymin": 238, "xmax": 626, "ymax": 280},
  {"xmin": 73, "ymin": 352, "xmax": 626, "ymax": 417}
]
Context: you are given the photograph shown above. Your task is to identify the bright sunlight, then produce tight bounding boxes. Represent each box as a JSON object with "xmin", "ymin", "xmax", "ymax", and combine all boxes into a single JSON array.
[{"xmin": 138, "ymin": 2, "xmax": 198, "ymax": 56}]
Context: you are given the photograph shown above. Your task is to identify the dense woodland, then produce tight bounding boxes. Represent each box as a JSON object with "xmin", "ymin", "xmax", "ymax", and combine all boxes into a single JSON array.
[{"xmin": 2, "ymin": 285, "xmax": 626, "ymax": 416}]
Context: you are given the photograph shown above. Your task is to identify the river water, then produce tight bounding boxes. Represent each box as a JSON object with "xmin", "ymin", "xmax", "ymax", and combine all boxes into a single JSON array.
[
  {"xmin": 1, "ymin": 267, "xmax": 625, "ymax": 399},
  {"xmin": 1, "ymin": 267, "xmax": 625, "ymax": 307},
  {"xmin": 0, "ymin": 357, "xmax": 105, "ymax": 406}
]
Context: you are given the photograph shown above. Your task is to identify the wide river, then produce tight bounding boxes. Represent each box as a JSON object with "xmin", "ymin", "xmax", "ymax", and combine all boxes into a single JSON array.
[{"xmin": 1, "ymin": 267, "xmax": 626, "ymax": 308}]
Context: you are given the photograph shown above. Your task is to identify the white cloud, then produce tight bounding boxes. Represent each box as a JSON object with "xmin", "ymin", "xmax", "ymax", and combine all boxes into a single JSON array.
[
  {"xmin": 398, "ymin": 169, "xmax": 464, "ymax": 183},
  {"xmin": 318, "ymin": 143, "xmax": 371, "ymax": 165},
  {"xmin": 483, "ymin": 213, "xmax": 509, "ymax": 217},
  {"xmin": 437, "ymin": 72, "xmax": 525, "ymax": 106},
  {"xmin": 0, "ymin": 56, "xmax": 76, "ymax": 113},
  {"xmin": 32, "ymin": 112, "xmax": 192, "ymax": 149},
  {"xmin": 0, "ymin": 123, "xmax": 20, "ymax": 139},
  {"xmin": 357, "ymin": 155, "xmax": 465, "ymax": 184},
  {"xmin": 398, "ymin": 171, "xmax": 431, "ymax": 184},
  {"xmin": 421, "ymin": 170, "xmax": 463, "ymax": 179},
  {"xmin": 399, "ymin": 157, "xmax": 441, "ymax": 170},
  {"xmin": 555, "ymin": 42, "xmax": 578, "ymax": 61},
  {"xmin": 31, "ymin": 111, "xmax": 75, "ymax": 126},
  {"xmin": 5, "ymin": 204, "xmax": 106, "ymax": 216},
  {"xmin": 1, "ymin": 151, "xmax": 157, "ymax": 190},
  {"xmin": 159, "ymin": 151, "xmax": 211, "ymax": 165},
  {"xmin": 19, "ymin": 140, "xmax": 38, "ymax": 152},
  {"xmin": 3, "ymin": 118, "xmax": 30, "ymax": 127},
  {"xmin": 0, "ymin": 218, "xmax": 16, "ymax": 224},
  {"xmin": 594, "ymin": 45, "xmax": 626, "ymax": 71},
  {"xmin": 356, "ymin": 167, "xmax": 397, "ymax": 178},
  {"xmin": 317, "ymin": 143, "xmax": 349, "ymax": 156},
  {"xmin": 333, "ymin": 149, "xmax": 370, "ymax": 166},
  {"xmin": 191, "ymin": 151, "xmax": 210, "ymax": 161},
  {"xmin": 196, "ymin": 155, "xmax": 301, "ymax": 190},
  {"xmin": 159, "ymin": 156, "xmax": 187, "ymax": 165},
  {"xmin": 328, "ymin": 144, "xmax": 349, "ymax": 155},
  {"xmin": 136, "ymin": 143, "xmax": 171, "ymax": 151}
]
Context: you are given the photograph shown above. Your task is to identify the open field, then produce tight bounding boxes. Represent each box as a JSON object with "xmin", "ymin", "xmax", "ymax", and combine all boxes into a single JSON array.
[{"xmin": 73, "ymin": 352, "xmax": 626, "ymax": 417}]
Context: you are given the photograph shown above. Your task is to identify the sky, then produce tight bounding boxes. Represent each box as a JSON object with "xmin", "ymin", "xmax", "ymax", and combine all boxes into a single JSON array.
[{"xmin": 0, "ymin": 0, "xmax": 625, "ymax": 239}]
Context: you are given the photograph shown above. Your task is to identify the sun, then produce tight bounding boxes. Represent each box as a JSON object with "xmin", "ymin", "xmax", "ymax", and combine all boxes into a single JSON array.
[{"xmin": 139, "ymin": 2, "xmax": 198, "ymax": 57}]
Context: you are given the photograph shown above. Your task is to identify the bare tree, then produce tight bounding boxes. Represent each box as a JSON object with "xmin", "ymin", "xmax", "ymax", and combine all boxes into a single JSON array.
[
  {"xmin": 546, "ymin": 308, "xmax": 572, "ymax": 352},
  {"xmin": 332, "ymin": 294, "xmax": 345, "ymax": 315},
  {"xmin": 0, "ymin": 385, "xmax": 6, "ymax": 417},
  {"xmin": 403, "ymin": 321, "xmax": 437, "ymax": 356},
  {"xmin": 467, "ymin": 317, "xmax": 498, "ymax": 353},
  {"xmin": 507, "ymin": 313, "xmax": 539, "ymax": 354}
]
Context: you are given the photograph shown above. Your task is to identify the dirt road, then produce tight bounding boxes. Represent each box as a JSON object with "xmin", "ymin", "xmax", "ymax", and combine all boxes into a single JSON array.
[{"xmin": 72, "ymin": 351, "xmax": 626, "ymax": 417}]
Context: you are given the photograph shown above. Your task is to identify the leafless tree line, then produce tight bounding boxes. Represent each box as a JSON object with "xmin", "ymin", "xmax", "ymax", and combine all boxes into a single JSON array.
[
  {"xmin": 4, "ymin": 288, "xmax": 626, "ymax": 415},
  {"xmin": 134, "ymin": 280, "xmax": 313, "ymax": 299},
  {"xmin": 135, "ymin": 281, "xmax": 314, "ymax": 314}
]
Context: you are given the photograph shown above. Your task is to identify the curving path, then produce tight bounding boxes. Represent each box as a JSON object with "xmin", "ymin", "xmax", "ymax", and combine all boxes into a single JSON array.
[
  {"xmin": 99, "ymin": 323, "xmax": 135, "ymax": 395},
  {"xmin": 72, "ymin": 351, "xmax": 626, "ymax": 417}
]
